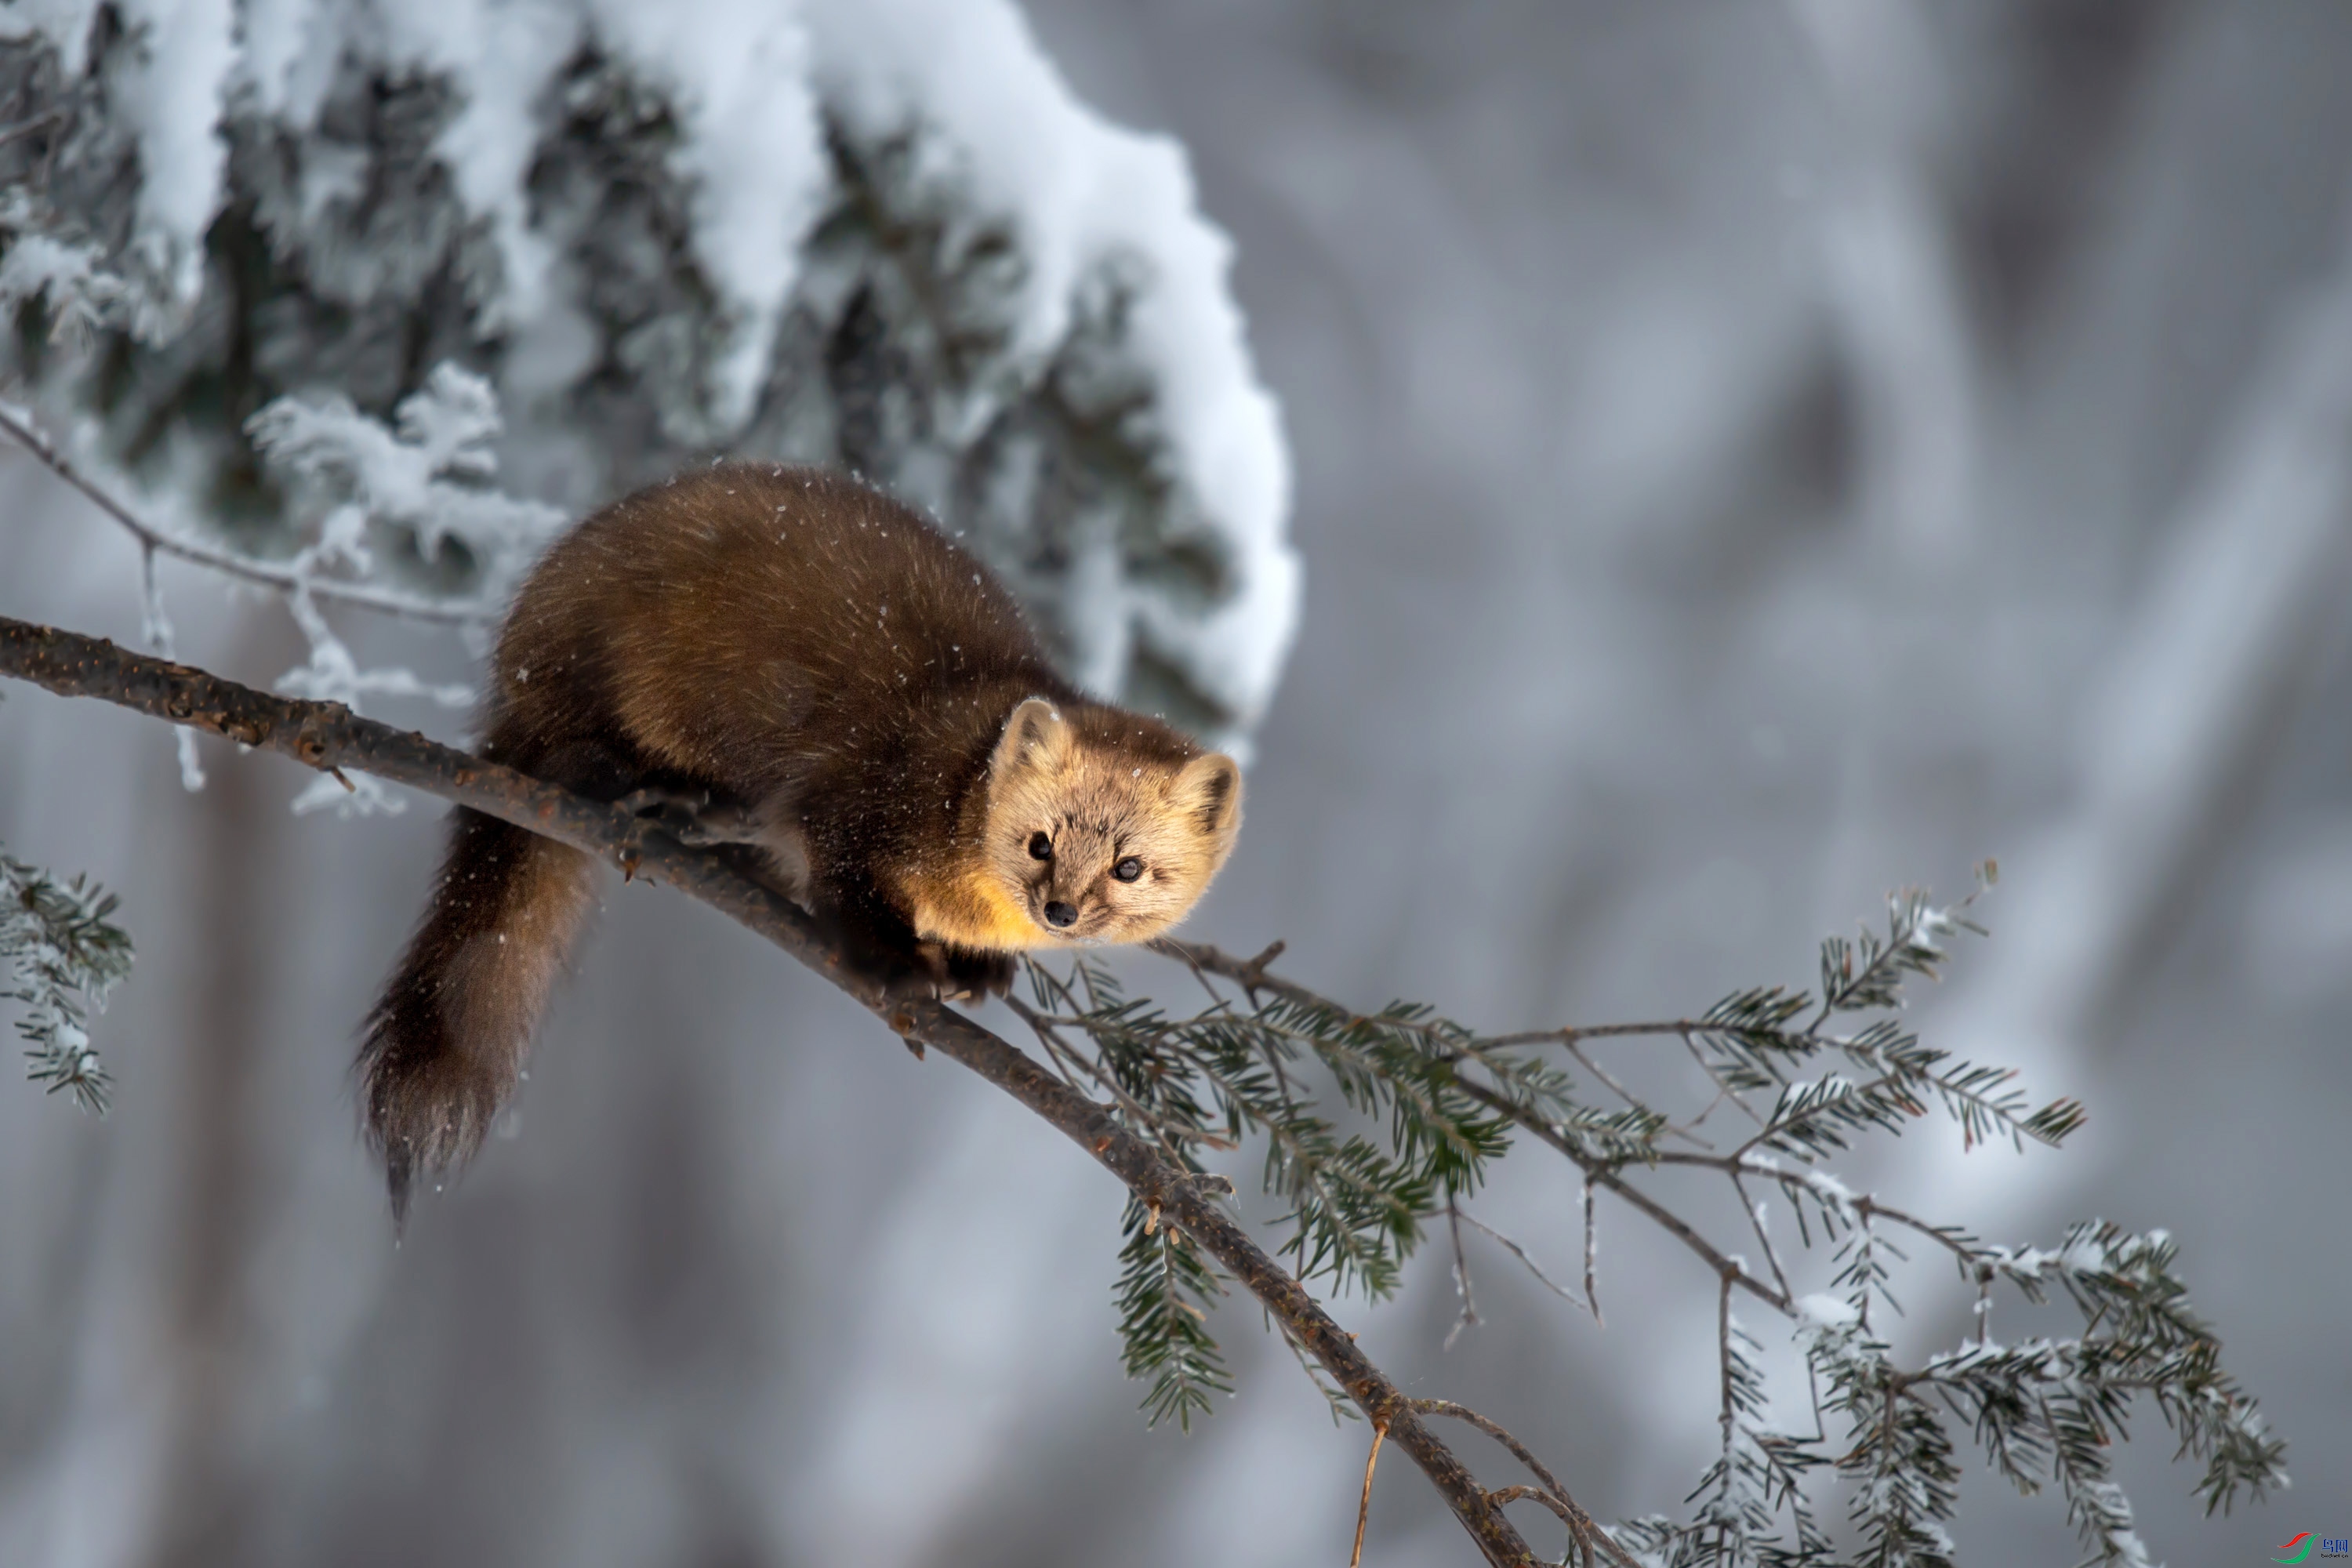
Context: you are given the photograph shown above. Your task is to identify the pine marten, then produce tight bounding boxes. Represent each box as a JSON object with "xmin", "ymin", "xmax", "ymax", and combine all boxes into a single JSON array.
[{"xmin": 361, "ymin": 465, "xmax": 1243, "ymax": 1220}]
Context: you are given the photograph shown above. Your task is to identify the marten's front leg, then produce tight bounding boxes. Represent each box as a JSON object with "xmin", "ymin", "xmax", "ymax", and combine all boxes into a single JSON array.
[
  {"xmin": 811, "ymin": 890, "xmax": 1007, "ymax": 1004},
  {"xmin": 814, "ymin": 880, "xmax": 959, "ymax": 1000}
]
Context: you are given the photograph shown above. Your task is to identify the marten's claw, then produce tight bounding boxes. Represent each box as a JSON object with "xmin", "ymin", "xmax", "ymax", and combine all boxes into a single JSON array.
[
  {"xmin": 902, "ymin": 941, "xmax": 1014, "ymax": 1003},
  {"xmin": 942, "ymin": 949, "xmax": 1015, "ymax": 1001},
  {"xmin": 825, "ymin": 930, "xmax": 942, "ymax": 1004},
  {"xmin": 876, "ymin": 962, "xmax": 950, "ymax": 1007}
]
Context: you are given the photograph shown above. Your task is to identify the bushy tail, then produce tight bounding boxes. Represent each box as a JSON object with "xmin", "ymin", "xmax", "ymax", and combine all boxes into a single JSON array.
[{"xmin": 360, "ymin": 808, "xmax": 599, "ymax": 1225}]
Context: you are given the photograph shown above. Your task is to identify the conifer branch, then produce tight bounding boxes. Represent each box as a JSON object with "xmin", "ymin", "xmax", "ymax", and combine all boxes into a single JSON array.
[
  {"xmin": 1413, "ymin": 1399, "xmax": 1639, "ymax": 1568},
  {"xmin": 0, "ymin": 615, "xmax": 1541, "ymax": 1568},
  {"xmin": 0, "ymin": 620, "xmax": 2282, "ymax": 1566},
  {"xmin": 2, "ymin": 844, "xmax": 131, "ymax": 1112},
  {"xmin": 1449, "ymin": 1073, "xmax": 1795, "ymax": 1316},
  {"xmin": 1450, "ymin": 1206, "xmax": 1594, "ymax": 1322},
  {"xmin": 1150, "ymin": 916, "xmax": 2276, "ymax": 1564},
  {"xmin": 0, "ymin": 405, "xmax": 495, "ymax": 626}
]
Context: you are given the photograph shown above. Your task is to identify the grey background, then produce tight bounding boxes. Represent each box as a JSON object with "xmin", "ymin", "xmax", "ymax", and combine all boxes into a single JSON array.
[{"xmin": 4, "ymin": 2, "xmax": 2348, "ymax": 1563}]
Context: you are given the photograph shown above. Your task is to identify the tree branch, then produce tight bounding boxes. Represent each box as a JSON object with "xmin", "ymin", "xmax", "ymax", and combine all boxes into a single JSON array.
[
  {"xmin": 1414, "ymin": 1399, "xmax": 1639, "ymax": 1568},
  {"xmin": 0, "ymin": 404, "xmax": 494, "ymax": 626},
  {"xmin": 0, "ymin": 615, "xmax": 1541, "ymax": 1567},
  {"xmin": 1156, "ymin": 938, "xmax": 1710, "ymax": 1047}
]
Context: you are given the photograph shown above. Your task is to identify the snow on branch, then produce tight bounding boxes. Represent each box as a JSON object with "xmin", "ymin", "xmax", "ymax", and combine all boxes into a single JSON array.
[
  {"xmin": 0, "ymin": 392, "xmax": 495, "ymax": 815},
  {"xmin": 247, "ymin": 361, "xmax": 568, "ymax": 605},
  {"xmin": 0, "ymin": 0, "xmax": 1298, "ymax": 743},
  {"xmin": 248, "ymin": 361, "xmax": 562, "ymax": 816}
]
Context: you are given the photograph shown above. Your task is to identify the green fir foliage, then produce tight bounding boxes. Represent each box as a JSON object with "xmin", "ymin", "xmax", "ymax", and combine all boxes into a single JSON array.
[
  {"xmin": 1021, "ymin": 880, "xmax": 2282, "ymax": 1563},
  {"xmin": 2, "ymin": 841, "xmax": 132, "ymax": 1113},
  {"xmin": 1113, "ymin": 1197, "xmax": 1232, "ymax": 1432}
]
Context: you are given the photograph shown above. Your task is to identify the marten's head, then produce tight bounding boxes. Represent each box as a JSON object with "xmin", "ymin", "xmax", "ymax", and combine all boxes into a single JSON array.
[{"xmin": 984, "ymin": 698, "xmax": 1243, "ymax": 947}]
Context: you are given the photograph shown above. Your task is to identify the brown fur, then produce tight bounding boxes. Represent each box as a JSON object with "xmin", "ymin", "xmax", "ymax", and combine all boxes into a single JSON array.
[{"xmin": 360, "ymin": 465, "xmax": 1243, "ymax": 1221}]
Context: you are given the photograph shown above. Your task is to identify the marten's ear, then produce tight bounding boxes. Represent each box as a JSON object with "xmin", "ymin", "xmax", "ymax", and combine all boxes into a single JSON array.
[
  {"xmin": 1170, "ymin": 753, "xmax": 1243, "ymax": 844},
  {"xmin": 991, "ymin": 698, "xmax": 1073, "ymax": 781}
]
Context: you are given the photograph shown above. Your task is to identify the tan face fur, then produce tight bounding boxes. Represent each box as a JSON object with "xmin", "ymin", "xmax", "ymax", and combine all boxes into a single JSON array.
[{"xmin": 982, "ymin": 699, "xmax": 1242, "ymax": 948}]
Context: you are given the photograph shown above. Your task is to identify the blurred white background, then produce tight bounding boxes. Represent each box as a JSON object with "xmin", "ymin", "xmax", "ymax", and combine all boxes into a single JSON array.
[{"xmin": 5, "ymin": 2, "xmax": 2350, "ymax": 1563}]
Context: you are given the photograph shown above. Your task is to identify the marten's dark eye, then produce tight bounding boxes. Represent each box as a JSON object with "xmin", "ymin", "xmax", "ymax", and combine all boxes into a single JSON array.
[
  {"xmin": 1028, "ymin": 832, "xmax": 1053, "ymax": 861},
  {"xmin": 1113, "ymin": 857, "xmax": 1144, "ymax": 883}
]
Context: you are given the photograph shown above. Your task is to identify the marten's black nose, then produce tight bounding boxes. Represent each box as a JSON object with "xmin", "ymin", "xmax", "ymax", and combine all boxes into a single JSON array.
[{"xmin": 1044, "ymin": 900, "xmax": 1078, "ymax": 928}]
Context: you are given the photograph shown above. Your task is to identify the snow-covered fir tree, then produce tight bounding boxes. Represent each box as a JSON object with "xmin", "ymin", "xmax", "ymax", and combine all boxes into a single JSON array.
[{"xmin": 0, "ymin": 0, "xmax": 1298, "ymax": 746}]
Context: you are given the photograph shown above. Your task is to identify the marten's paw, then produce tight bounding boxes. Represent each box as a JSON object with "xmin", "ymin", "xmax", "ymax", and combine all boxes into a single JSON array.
[
  {"xmin": 899, "ymin": 940, "xmax": 1014, "ymax": 1003},
  {"xmin": 939, "ymin": 946, "xmax": 1016, "ymax": 1002},
  {"xmin": 618, "ymin": 786, "xmax": 760, "ymax": 848},
  {"xmin": 818, "ymin": 902, "xmax": 1010, "ymax": 1006},
  {"xmin": 821, "ymin": 913, "xmax": 938, "ymax": 1001}
]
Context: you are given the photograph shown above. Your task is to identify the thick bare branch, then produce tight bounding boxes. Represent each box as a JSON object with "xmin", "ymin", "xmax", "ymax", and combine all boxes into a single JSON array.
[{"xmin": 0, "ymin": 615, "xmax": 1541, "ymax": 1568}]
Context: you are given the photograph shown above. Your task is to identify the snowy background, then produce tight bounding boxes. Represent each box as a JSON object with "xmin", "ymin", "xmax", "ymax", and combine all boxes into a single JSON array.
[{"xmin": 5, "ymin": 2, "xmax": 2351, "ymax": 1563}]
